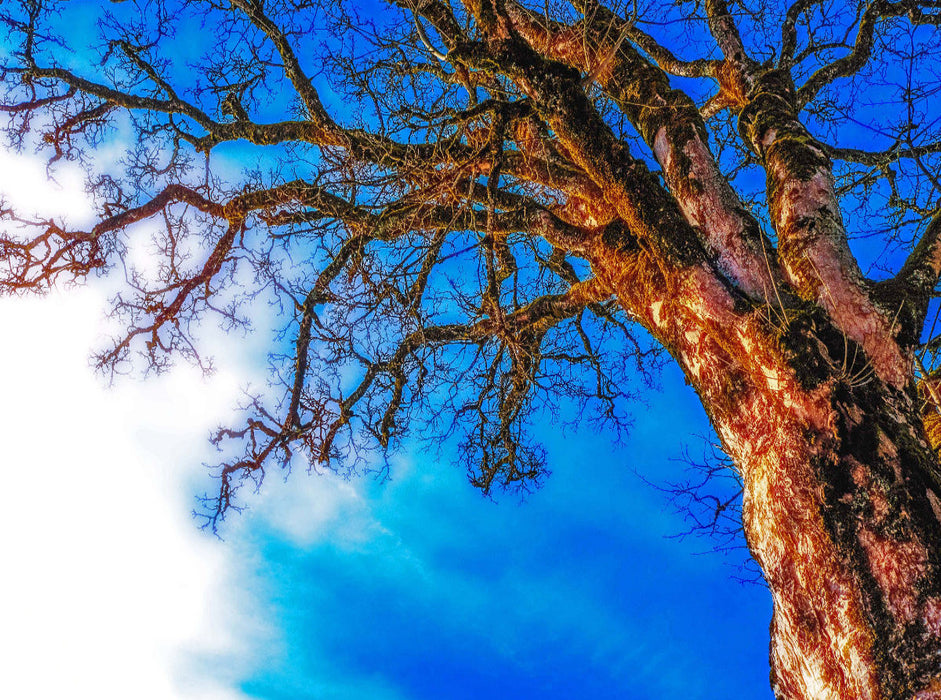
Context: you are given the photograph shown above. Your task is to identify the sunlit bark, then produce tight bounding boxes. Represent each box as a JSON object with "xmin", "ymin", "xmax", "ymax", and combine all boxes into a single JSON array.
[{"xmin": 593, "ymin": 230, "xmax": 941, "ymax": 699}]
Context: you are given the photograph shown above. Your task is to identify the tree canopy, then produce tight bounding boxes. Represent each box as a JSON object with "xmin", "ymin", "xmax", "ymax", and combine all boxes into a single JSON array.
[{"xmin": 1, "ymin": 0, "xmax": 935, "ymax": 521}]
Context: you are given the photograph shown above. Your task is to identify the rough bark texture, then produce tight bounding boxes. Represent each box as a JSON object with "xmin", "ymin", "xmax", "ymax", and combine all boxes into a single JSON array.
[{"xmin": 592, "ymin": 229, "xmax": 941, "ymax": 699}]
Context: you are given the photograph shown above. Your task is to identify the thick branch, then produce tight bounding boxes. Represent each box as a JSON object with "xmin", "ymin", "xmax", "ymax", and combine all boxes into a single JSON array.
[
  {"xmin": 878, "ymin": 209, "xmax": 941, "ymax": 346},
  {"xmin": 704, "ymin": 0, "xmax": 750, "ymax": 62},
  {"xmin": 506, "ymin": 2, "xmax": 780, "ymax": 302},
  {"xmin": 739, "ymin": 69, "xmax": 910, "ymax": 385}
]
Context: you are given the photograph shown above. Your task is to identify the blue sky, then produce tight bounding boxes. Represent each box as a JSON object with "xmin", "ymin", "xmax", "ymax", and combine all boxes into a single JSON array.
[
  {"xmin": 232, "ymin": 381, "xmax": 775, "ymax": 700},
  {"xmin": 0, "ymin": 2, "xmax": 791, "ymax": 697},
  {"xmin": 0, "ymin": 272, "xmax": 773, "ymax": 700},
  {"xmin": 0, "ymin": 201, "xmax": 772, "ymax": 698}
]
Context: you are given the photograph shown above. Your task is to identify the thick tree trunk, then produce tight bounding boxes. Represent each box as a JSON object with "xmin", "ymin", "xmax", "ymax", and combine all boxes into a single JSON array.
[
  {"xmin": 735, "ymin": 374, "xmax": 941, "ymax": 700},
  {"xmin": 591, "ymin": 238, "xmax": 941, "ymax": 700}
]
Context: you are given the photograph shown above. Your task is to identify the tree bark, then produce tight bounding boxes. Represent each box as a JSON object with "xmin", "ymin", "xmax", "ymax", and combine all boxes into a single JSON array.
[{"xmin": 591, "ymin": 233, "xmax": 941, "ymax": 699}]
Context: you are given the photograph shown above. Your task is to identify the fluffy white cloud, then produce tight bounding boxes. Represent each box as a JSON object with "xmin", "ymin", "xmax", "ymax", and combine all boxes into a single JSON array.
[
  {"xmin": 0, "ymin": 149, "xmax": 269, "ymax": 699},
  {"xmin": 0, "ymin": 288, "xmax": 263, "ymax": 699},
  {"xmin": 0, "ymin": 142, "xmax": 396, "ymax": 699}
]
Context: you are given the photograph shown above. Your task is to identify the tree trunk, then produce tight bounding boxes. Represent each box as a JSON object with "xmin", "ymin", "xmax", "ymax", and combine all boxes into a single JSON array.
[
  {"xmin": 737, "ymin": 372, "xmax": 941, "ymax": 700},
  {"xmin": 592, "ymin": 238, "xmax": 941, "ymax": 700}
]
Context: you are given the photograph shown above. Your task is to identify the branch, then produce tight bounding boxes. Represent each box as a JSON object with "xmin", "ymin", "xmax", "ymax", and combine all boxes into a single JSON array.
[
  {"xmin": 879, "ymin": 208, "xmax": 941, "ymax": 347},
  {"xmin": 825, "ymin": 140, "xmax": 941, "ymax": 166},
  {"xmin": 0, "ymin": 183, "xmax": 224, "ymax": 293},
  {"xmin": 625, "ymin": 24, "xmax": 720, "ymax": 79},
  {"xmin": 202, "ymin": 273, "xmax": 612, "ymax": 528},
  {"xmin": 900, "ymin": 208, "xmax": 941, "ymax": 289},
  {"xmin": 9, "ymin": 57, "xmax": 492, "ymax": 173},
  {"xmin": 506, "ymin": 1, "xmax": 780, "ymax": 302},
  {"xmin": 796, "ymin": 0, "xmax": 941, "ymax": 105},
  {"xmin": 780, "ymin": 0, "xmax": 828, "ymax": 65},
  {"xmin": 229, "ymin": 0, "xmax": 334, "ymax": 125},
  {"xmin": 704, "ymin": 0, "xmax": 749, "ymax": 62},
  {"xmin": 738, "ymin": 67, "xmax": 912, "ymax": 386},
  {"xmin": 95, "ymin": 216, "xmax": 243, "ymax": 373}
]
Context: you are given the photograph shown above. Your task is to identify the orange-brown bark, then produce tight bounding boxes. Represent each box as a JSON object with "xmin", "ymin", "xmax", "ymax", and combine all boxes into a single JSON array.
[{"xmin": 590, "ymin": 230, "xmax": 941, "ymax": 699}]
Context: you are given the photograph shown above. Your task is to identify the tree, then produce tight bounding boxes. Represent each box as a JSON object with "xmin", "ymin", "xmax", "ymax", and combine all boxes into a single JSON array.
[{"xmin": 2, "ymin": 0, "xmax": 941, "ymax": 696}]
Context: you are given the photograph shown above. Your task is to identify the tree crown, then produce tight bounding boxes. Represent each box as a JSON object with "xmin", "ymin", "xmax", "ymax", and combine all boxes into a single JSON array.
[{"xmin": 1, "ymin": 0, "xmax": 940, "ymax": 529}]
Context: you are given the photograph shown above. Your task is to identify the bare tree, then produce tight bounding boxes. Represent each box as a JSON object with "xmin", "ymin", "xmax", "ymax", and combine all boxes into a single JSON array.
[{"xmin": 3, "ymin": 0, "xmax": 941, "ymax": 697}]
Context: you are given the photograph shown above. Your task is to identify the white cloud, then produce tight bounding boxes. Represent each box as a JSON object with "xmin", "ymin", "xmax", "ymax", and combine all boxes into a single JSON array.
[
  {"xmin": 0, "ymin": 289, "xmax": 262, "ymax": 700},
  {"xmin": 0, "ymin": 146, "xmax": 398, "ymax": 699},
  {"xmin": 0, "ymin": 149, "xmax": 95, "ymax": 225},
  {"xmin": 0, "ymin": 148, "xmax": 268, "ymax": 699}
]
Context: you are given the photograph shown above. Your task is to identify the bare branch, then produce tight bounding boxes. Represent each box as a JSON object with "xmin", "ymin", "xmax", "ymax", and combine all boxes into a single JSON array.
[{"xmin": 797, "ymin": 0, "xmax": 941, "ymax": 105}]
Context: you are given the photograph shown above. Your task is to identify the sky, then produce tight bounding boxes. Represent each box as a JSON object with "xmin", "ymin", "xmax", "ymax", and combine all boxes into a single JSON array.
[
  {"xmin": 0, "ymin": 142, "xmax": 773, "ymax": 698},
  {"xmin": 0, "ymin": 3, "xmax": 781, "ymax": 698}
]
